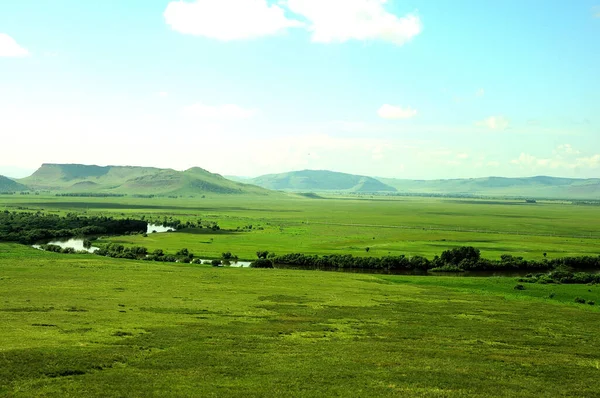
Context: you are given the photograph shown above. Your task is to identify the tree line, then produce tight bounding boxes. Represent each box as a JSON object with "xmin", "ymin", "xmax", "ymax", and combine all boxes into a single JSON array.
[
  {"xmin": 31, "ymin": 241, "xmax": 600, "ymax": 282},
  {"xmin": 271, "ymin": 246, "xmax": 600, "ymax": 272},
  {"xmin": 0, "ymin": 211, "xmax": 147, "ymax": 244}
]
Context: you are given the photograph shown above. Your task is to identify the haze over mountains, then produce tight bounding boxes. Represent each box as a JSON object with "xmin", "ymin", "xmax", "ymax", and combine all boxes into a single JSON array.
[
  {"xmin": 0, "ymin": 163, "xmax": 598, "ymax": 200},
  {"xmin": 233, "ymin": 170, "xmax": 600, "ymax": 199},
  {"xmin": 245, "ymin": 170, "xmax": 396, "ymax": 193}
]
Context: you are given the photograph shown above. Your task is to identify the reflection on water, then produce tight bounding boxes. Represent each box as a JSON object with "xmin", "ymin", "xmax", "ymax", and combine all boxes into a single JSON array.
[
  {"xmin": 33, "ymin": 239, "xmax": 100, "ymax": 253},
  {"xmin": 197, "ymin": 259, "xmax": 252, "ymax": 268},
  {"xmin": 147, "ymin": 224, "xmax": 174, "ymax": 233},
  {"xmin": 33, "ymin": 224, "xmax": 173, "ymax": 253}
]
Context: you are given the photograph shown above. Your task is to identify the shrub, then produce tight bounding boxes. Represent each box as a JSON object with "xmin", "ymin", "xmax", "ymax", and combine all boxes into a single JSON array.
[
  {"xmin": 574, "ymin": 297, "xmax": 586, "ymax": 304},
  {"xmin": 514, "ymin": 284, "xmax": 525, "ymax": 291},
  {"xmin": 251, "ymin": 259, "xmax": 274, "ymax": 268}
]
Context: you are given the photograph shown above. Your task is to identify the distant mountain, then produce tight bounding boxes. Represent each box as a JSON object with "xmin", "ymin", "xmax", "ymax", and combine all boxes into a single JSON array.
[
  {"xmin": 0, "ymin": 175, "xmax": 27, "ymax": 192},
  {"xmin": 247, "ymin": 170, "xmax": 397, "ymax": 193},
  {"xmin": 378, "ymin": 176, "xmax": 600, "ymax": 199},
  {"xmin": 18, "ymin": 164, "xmax": 272, "ymax": 196}
]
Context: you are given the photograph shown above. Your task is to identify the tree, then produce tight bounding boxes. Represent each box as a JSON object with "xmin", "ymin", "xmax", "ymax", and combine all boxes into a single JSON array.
[
  {"xmin": 256, "ymin": 251, "xmax": 269, "ymax": 259},
  {"xmin": 176, "ymin": 248, "xmax": 189, "ymax": 256},
  {"xmin": 440, "ymin": 246, "xmax": 480, "ymax": 266},
  {"xmin": 222, "ymin": 252, "xmax": 233, "ymax": 260},
  {"xmin": 251, "ymin": 258, "xmax": 274, "ymax": 268}
]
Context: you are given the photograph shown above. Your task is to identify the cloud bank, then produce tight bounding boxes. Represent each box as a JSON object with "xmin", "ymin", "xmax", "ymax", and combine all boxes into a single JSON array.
[
  {"xmin": 164, "ymin": 0, "xmax": 302, "ymax": 40},
  {"xmin": 164, "ymin": 0, "xmax": 422, "ymax": 45},
  {"xmin": 0, "ymin": 34, "xmax": 29, "ymax": 57},
  {"xmin": 286, "ymin": 0, "xmax": 422, "ymax": 44}
]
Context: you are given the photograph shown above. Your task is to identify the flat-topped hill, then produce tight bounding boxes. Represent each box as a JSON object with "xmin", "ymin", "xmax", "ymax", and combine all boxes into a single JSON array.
[{"xmin": 19, "ymin": 164, "xmax": 271, "ymax": 196}]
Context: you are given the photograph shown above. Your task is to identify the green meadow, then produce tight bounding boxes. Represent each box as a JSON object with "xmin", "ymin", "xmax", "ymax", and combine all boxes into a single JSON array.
[
  {"xmin": 2, "ymin": 194, "xmax": 599, "ymax": 260},
  {"xmin": 1, "ymin": 194, "xmax": 600, "ymax": 396},
  {"xmin": 1, "ymin": 244, "xmax": 599, "ymax": 397}
]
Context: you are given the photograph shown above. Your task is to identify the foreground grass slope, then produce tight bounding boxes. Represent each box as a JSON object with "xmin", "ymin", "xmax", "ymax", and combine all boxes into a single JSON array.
[{"xmin": 1, "ymin": 244, "xmax": 599, "ymax": 397}]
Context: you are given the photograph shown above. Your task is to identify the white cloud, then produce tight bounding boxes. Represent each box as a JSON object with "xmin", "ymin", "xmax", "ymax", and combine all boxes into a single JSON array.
[
  {"xmin": 377, "ymin": 104, "xmax": 417, "ymax": 120},
  {"xmin": 476, "ymin": 88, "xmax": 485, "ymax": 97},
  {"xmin": 574, "ymin": 154, "xmax": 600, "ymax": 168},
  {"xmin": 286, "ymin": 0, "xmax": 422, "ymax": 45},
  {"xmin": 511, "ymin": 145, "xmax": 600, "ymax": 171},
  {"xmin": 163, "ymin": 0, "xmax": 422, "ymax": 45},
  {"xmin": 456, "ymin": 153, "xmax": 469, "ymax": 159},
  {"xmin": 158, "ymin": 91, "xmax": 169, "ymax": 97},
  {"xmin": 0, "ymin": 33, "xmax": 29, "ymax": 57},
  {"xmin": 475, "ymin": 115, "xmax": 510, "ymax": 131},
  {"xmin": 555, "ymin": 144, "xmax": 580, "ymax": 156},
  {"xmin": 164, "ymin": 0, "xmax": 302, "ymax": 40},
  {"xmin": 183, "ymin": 103, "xmax": 257, "ymax": 119}
]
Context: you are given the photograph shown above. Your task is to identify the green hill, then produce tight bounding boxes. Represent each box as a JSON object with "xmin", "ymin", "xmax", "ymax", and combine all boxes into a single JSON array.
[
  {"xmin": 378, "ymin": 176, "xmax": 600, "ymax": 199},
  {"xmin": 18, "ymin": 164, "xmax": 272, "ymax": 196},
  {"xmin": 248, "ymin": 170, "xmax": 397, "ymax": 193},
  {"xmin": 230, "ymin": 169, "xmax": 600, "ymax": 199},
  {"xmin": 0, "ymin": 175, "xmax": 27, "ymax": 192}
]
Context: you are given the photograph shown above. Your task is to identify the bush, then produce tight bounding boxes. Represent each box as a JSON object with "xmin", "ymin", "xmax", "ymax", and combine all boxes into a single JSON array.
[
  {"xmin": 251, "ymin": 258, "xmax": 274, "ymax": 268},
  {"xmin": 574, "ymin": 297, "xmax": 586, "ymax": 304},
  {"xmin": 514, "ymin": 284, "xmax": 525, "ymax": 291},
  {"xmin": 211, "ymin": 259, "xmax": 222, "ymax": 267}
]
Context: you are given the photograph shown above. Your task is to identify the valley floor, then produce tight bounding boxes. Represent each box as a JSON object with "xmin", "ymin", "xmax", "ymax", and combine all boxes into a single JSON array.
[{"xmin": 1, "ymin": 244, "xmax": 599, "ymax": 397}]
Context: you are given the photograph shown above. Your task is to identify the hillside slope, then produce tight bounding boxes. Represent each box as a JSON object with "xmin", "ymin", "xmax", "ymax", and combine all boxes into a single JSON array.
[
  {"xmin": 0, "ymin": 176, "xmax": 27, "ymax": 192},
  {"xmin": 248, "ymin": 170, "xmax": 397, "ymax": 192},
  {"xmin": 19, "ymin": 164, "xmax": 272, "ymax": 196},
  {"xmin": 378, "ymin": 176, "xmax": 600, "ymax": 199}
]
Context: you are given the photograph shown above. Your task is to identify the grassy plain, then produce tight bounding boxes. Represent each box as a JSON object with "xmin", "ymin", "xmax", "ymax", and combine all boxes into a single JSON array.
[
  {"xmin": 1, "ymin": 244, "xmax": 599, "ymax": 397},
  {"xmin": 1, "ymin": 194, "xmax": 599, "ymax": 261}
]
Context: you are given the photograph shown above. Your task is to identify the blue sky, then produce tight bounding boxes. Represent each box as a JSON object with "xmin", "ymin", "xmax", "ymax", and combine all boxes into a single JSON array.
[{"xmin": 1, "ymin": 0, "xmax": 599, "ymax": 179}]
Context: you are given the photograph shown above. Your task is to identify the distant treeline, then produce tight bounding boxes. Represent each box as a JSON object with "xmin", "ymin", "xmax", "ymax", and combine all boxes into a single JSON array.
[
  {"xmin": 0, "ymin": 211, "xmax": 147, "ymax": 244},
  {"xmin": 34, "ymin": 240, "xmax": 600, "ymax": 277},
  {"xmin": 95, "ymin": 244, "xmax": 230, "ymax": 267},
  {"xmin": 518, "ymin": 269, "xmax": 600, "ymax": 285},
  {"xmin": 272, "ymin": 247, "xmax": 600, "ymax": 273},
  {"xmin": 55, "ymin": 193, "xmax": 126, "ymax": 198}
]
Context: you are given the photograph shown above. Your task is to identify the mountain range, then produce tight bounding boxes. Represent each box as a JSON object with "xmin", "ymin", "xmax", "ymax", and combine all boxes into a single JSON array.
[
  {"xmin": 0, "ymin": 164, "xmax": 598, "ymax": 200},
  {"xmin": 242, "ymin": 170, "xmax": 396, "ymax": 193},
  {"xmin": 11, "ymin": 163, "xmax": 270, "ymax": 196},
  {"xmin": 231, "ymin": 170, "xmax": 600, "ymax": 199}
]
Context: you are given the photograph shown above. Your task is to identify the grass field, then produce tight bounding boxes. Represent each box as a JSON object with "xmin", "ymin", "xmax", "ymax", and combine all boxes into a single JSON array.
[
  {"xmin": 1, "ymin": 243, "xmax": 599, "ymax": 397},
  {"xmin": 2, "ymin": 194, "xmax": 598, "ymax": 260}
]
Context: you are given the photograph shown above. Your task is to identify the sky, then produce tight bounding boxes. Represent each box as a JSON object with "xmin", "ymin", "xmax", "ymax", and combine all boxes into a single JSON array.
[{"xmin": 0, "ymin": 0, "xmax": 599, "ymax": 180}]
